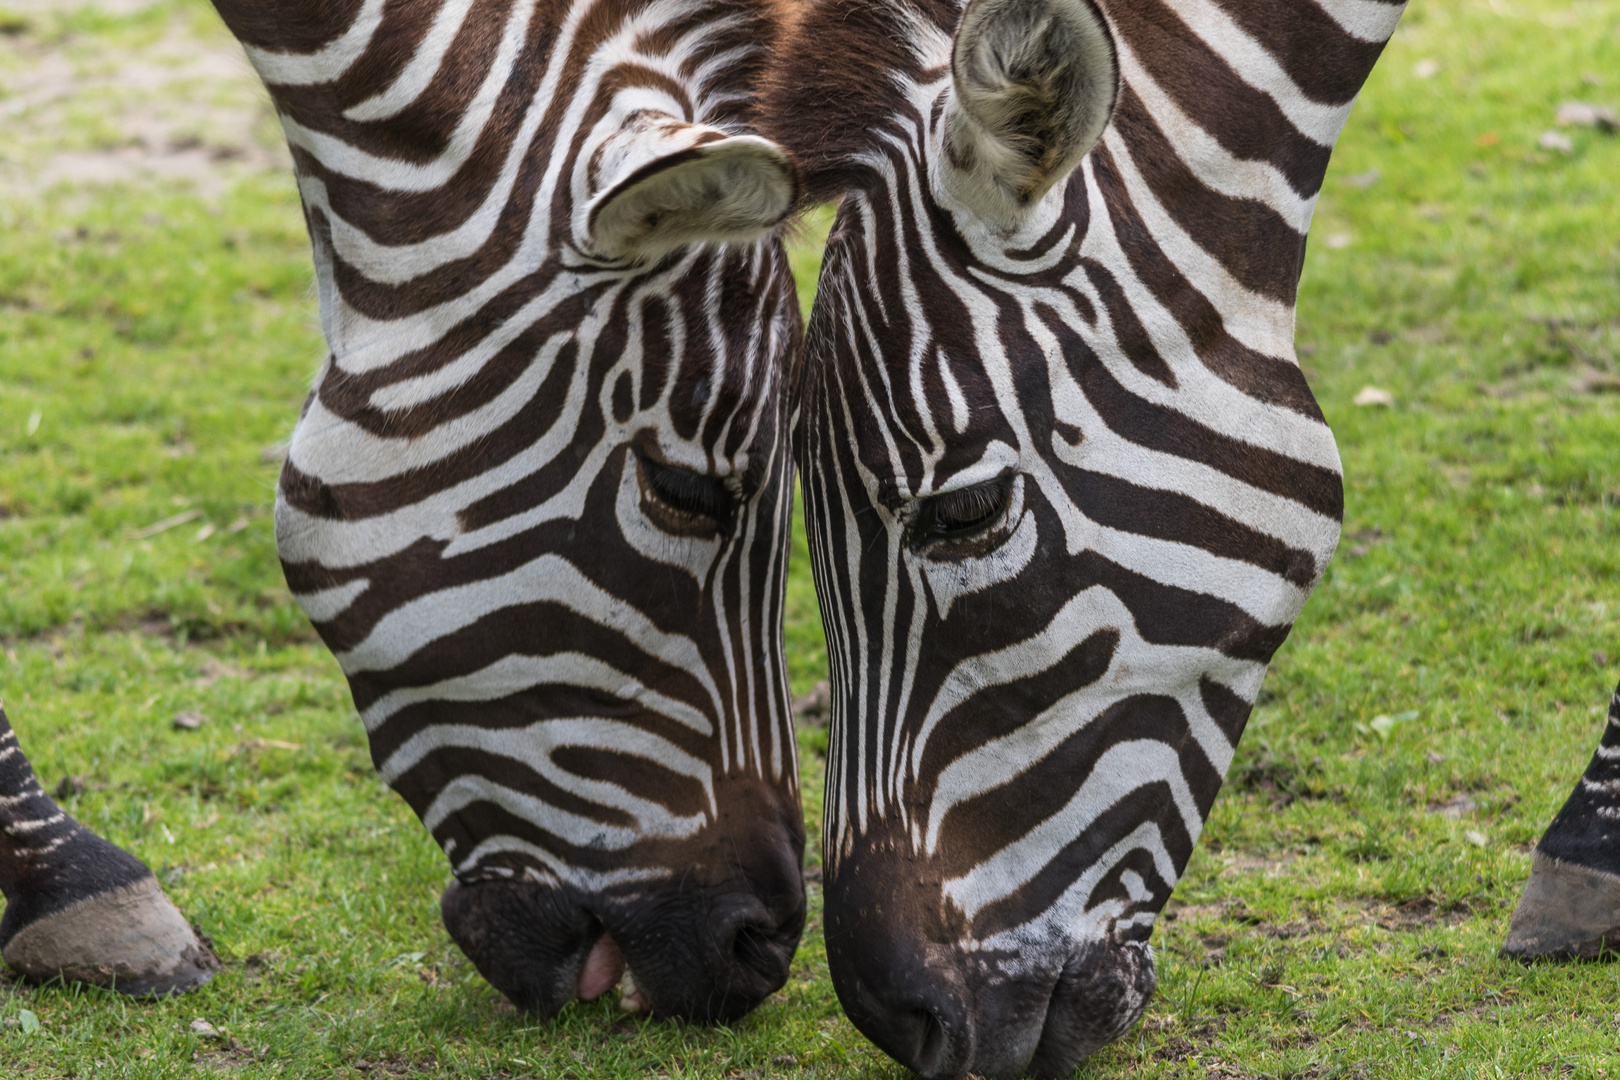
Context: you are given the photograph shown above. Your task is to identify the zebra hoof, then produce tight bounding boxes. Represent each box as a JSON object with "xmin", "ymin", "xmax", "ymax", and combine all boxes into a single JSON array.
[
  {"xmin": 1, "ymin": 875, "xmax": 219, "ymax": 995},
  {"xmin": 1501, "ymin": 851, "xmax": 1620, "ymax": 960}
]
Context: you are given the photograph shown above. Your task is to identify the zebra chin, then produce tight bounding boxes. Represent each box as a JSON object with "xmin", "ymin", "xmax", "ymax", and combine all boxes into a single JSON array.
[
  {"xmin": 438, "ymin": 811, "xmax": 806, "ymax": 1023},
  {"xmin": 823, "ymin": 865, "xmax": 1155, "ymax": 1080}
]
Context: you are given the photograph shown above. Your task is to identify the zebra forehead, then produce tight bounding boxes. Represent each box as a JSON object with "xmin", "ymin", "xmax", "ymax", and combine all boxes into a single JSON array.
[{"xmin": 760, "ymin": 0, "xmax": 958, "ymax": 201}]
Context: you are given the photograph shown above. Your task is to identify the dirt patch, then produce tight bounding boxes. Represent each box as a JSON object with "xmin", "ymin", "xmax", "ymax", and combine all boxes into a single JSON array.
[
  {"xmin": 350, "ymin": 1058, "xmax": 433, "ymax": 1078},
  {"xmin": 1428, "ymin": 793, "xmax": 1479, "ymax": 818},
  {"xmin": 1217, "ymin": 851, "xmax": 1300, "ymax": 879},
  {"xmin": 1365, "ymin": 896, "xmax": 1473, "ymax": 932},
  {"xmin": 0, "ymin": 0, "xmax": 289, "ymax": 198},
  {"xmin": 191, "ymin": 657, "xmax": 246, "ymax": 688},
  {"xmin": 1343, "ymin": 526, "xmax": 1385, "ymax": 558},
  {"xmin": 1231, "ymin": 759, "xmax": 1335, "ymax": 809},
  {"xmin": 195, "ymin": 1037, "xmax": 265, "ymax": 1073}
]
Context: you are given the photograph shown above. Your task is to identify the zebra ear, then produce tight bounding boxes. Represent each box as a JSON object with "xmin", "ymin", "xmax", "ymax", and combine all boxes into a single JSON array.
[
  {"xmin": 586, "ymin": 124, "xmax": 799, "ymax": 262},
  {"xmin": 941, "ymin": 0, "xmax": 1118, "ymax": 230}
]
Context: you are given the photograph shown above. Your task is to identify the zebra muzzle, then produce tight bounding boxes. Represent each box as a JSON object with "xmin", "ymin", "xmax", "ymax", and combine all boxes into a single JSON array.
[{"xmin": 439, "ymin": 864, "xmax": 803, "ymax": 1023}]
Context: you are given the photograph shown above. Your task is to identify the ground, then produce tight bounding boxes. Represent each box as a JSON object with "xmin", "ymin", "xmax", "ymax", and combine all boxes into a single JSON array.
[{"xmin": 0, "ymin": 0, "xmax": 1618, "ymax": 1076}]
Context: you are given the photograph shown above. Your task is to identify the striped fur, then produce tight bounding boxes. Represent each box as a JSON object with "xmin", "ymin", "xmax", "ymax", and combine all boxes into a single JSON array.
[
  {"xmin": 762, "ymin": 0, "xmax": 1405, "ymax": 1073},
  {"xmin": 0, "ymin": 0, "xmax": 806, "ymax": 1019},
  {"xmin": 215, "ymin": 0, "xmax": 809, "ymax": 1019}
]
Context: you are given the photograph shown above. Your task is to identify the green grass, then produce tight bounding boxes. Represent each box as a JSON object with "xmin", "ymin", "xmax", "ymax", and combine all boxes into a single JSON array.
[{"xmin": 1, "ymin": 0, "xmax": 1619, "ymax": 1075}]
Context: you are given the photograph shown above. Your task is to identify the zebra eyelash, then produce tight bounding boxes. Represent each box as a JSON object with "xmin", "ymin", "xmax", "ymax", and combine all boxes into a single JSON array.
[
  {"xmin": 911, "ymin": 475, "xmax": 1013, "ymax": 549},
  {"xmin": 641, "ymin": 455, "xmax": 734, "ymax": 523}
]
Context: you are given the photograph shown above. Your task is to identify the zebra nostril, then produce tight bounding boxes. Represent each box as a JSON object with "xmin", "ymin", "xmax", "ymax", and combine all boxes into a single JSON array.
[
  {"xmin": 906, "ymin": 1006, "xmax": 956, "ymax": 1079},
  {"xmin": 831, "ymin": 949, "xmax": 976, "ymax": 1080},
  {"xmin": 707, "ymin": 895, "xmax": 794, "ymax": 990},
  {"xmin": 850, "ymin": 990, "xmax": 974, "ymax": 1080}
]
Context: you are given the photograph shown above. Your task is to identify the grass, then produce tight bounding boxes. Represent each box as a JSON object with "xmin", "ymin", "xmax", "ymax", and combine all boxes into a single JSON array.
[{"xmin": 0, "ymin": 0, "xmax": 1618, "ymax": 1075}]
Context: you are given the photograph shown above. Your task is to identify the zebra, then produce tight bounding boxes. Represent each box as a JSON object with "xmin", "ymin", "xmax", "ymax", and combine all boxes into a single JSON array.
[
  {"xmin": 0, "ymin": 0, "xmax": 808, "ymax": 1023},
  {"xmin": 757, "ymin": 0, "xmax": 1418, "ymax": 1074}
]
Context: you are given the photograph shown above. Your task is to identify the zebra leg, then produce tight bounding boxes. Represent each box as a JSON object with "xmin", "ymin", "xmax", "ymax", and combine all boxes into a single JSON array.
[
  {"xmin": 1503, "ymin": 678, "xmax": 1620, "ymax": 960},
  {"xmin": 0, "ymin": 704, "xmax": 218, "ymax": 994}
]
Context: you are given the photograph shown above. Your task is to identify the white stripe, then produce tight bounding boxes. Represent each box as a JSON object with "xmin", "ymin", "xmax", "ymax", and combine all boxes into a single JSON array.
[
  {"xmin": 293, "ymin": 579, "xmax": 370, "ymax": 623},
  {"xmin": 243, "ymin": 0, "xmax": 390, "ymax": 86},
  {"xmin": 362, "ymin": 652, "xmax": 714, "ymax": 736},
  {"xmin": 1099, "ymin": 131, "xmax": 1297, "ymax": 360},
  {"xmin": 4, "ymin": 811, "xmax": 66, "ymax": 835},
  {"xmin": 338, "ymin": 553, "xmax": 725, "ymax": 721},
  {"xmin": 344, "ymin": 0, "xmax": 481, "ymax": 121},
  {"xmin": 1116, "ymin": 35, "xmax": 1318, "ymax": 224},
  {"xmin": 275, "ymin": 0, "xmax": 533, "ymax": 192},
  {"xmin": 942, "ymin": 741, "xmax": 1201, "ymax": 919},
  {"xmin": 1313, "ymin": 0, "xmax": 1408, "ymax": 45},
  {"xmin": 1154, "ymin": 0, "xmax": 1357, "ymax": 147},
  {"xmin": 383, "ymin": 719, "xmax": 713, "ymax": 835}
]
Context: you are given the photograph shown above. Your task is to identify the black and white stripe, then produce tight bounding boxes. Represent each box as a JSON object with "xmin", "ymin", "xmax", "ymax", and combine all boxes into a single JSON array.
[
  {"xmin": 763, "ymin": 0, "xmax": 1406, "ymax": 1073},
  {"xmin": 229, "ymin": 0, "xmax": 809, "ymax": 1016},
  {"xmin": 0, "ymin": 0, "xmax": 808, "ymax": 1020}
]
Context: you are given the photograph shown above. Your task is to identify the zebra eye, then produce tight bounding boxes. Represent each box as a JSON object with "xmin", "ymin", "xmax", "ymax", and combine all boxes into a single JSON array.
[
  {"xmin": 914, "ymin": 477, "xmax": 1010, "ymax": 546},
  {"xmin": 642, "ymin": 456, "xmax": 731, "ymax": 522}
]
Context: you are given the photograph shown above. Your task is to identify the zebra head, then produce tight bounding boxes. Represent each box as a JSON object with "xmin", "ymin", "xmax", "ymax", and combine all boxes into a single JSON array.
[
  {"xmin": 764, "ymin": 0, "xmax": 1400, "ymax": 1072},
  {"xmin": 214, "ymin": 0, "xmax": 806, "ymax": 1022}
]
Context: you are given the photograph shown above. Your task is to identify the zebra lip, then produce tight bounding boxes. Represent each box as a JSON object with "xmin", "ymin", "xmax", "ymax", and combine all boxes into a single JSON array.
[{"xmin": 575, "ymin": 932, "xmax": 627, "ymax": 1001}]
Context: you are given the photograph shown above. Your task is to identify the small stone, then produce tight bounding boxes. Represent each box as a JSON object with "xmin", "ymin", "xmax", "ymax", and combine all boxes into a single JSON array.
[
  {"xmin": 1431, "ymin": 794, "xmax": 1477, "ymax": 818},
  {"xmin": 1465, "ymin": 830, "xmax": 1489, "ymax": 848},
  {"xmin": 1354, "ymin": 386, "xmax": 1394, "ymax": 407},
  {"xmin": 1556, "ymin": 102, "xmax": 1619, "ymax": 132},
  {"xmin": 190, "ymin": 1018, "xmax": 221, "ymax": 1038},
  {"xmin": 173, "ymin": 711, "xmax": 207, "ymax": 730},
  {"xmin": 1346, "ymin": 169, "xmax": 1381, "ymax": 189},
  {"xmin": 1325, "ymin": 232, "xmax": 1352, "ymax": 250},
  {"xmin": 1538, "ymin": 130, "xmax": 1574, "ymax": 154},
  {"xmin": 1413, "ymin": 59, "xmax": 1440, "ymax": 79}
]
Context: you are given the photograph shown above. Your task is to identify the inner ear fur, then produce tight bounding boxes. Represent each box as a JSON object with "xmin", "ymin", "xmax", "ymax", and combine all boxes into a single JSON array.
[
  {"xmin": 586, "ymin": 131, "xmax": 800, "ymax": 263},
  {"xmin": 942, "ymin": 0, "xmax": 1118, "ymax": 231}
]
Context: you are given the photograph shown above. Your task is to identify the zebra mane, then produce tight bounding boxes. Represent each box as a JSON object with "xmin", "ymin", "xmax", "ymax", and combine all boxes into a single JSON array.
[{"xmin": 760, "ymin": 0, "xmax": 961, "ymax": 204}]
